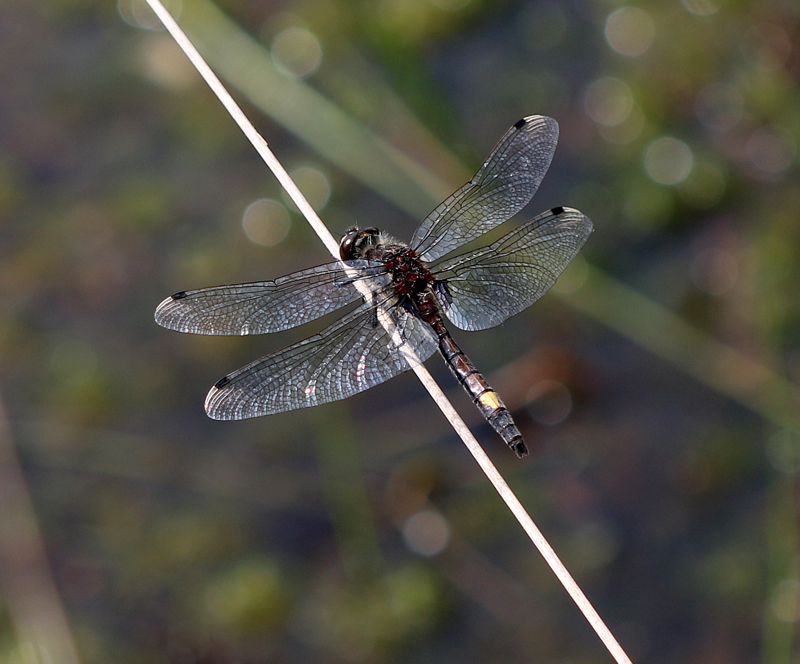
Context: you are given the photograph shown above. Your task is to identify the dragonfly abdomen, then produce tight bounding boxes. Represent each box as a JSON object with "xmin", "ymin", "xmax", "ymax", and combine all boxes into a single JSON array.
[{"xmin": 423, "ymin": 301, "xmax": 528, "ymax": 458}]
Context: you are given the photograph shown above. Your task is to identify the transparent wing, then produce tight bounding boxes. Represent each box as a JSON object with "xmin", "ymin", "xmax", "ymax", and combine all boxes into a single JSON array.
[
  {"xmin": 204, "ymin": 298, "xmax": 438, "ymax": 419},
  {"xmin": 410, "ymin": 116, "xmax": 559, "ymax": 263},
  {"xmin": 432, "ymin": 207, "xmax": 593, "ymax": 331},
  {"xmin": 154, "ymin": 260, "xmax": 385, "ymax": 335}
]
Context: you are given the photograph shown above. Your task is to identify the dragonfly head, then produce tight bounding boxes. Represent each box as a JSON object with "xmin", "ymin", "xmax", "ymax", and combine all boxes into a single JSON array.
[{"xmin": 339, "ymin": 227, "xmax": 381, "ymax": 261}]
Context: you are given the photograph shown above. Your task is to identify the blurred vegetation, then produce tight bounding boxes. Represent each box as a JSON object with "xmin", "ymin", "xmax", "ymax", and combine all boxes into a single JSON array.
[{"xmin": 0, "ymin": 0, "xmax": 799, "ymax": 662}]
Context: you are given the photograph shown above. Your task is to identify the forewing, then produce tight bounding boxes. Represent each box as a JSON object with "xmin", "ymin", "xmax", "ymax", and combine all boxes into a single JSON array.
[
  {"xmin": 410, "ymin": 116, "xmax": 559, "ymax": 263},
  {"xmin": 204, "ymin": 299, "xmax": 438, "ymax": 419},
  {"xmin": 433, "ymin": 207, "xmax": 593, "ymax": 331},
  {"xmin": 154, "ymin": 260, "xmax": 384, "ymax": 335}
]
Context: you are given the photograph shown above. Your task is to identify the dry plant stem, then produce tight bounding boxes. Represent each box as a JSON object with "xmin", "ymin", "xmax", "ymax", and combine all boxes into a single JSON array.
[{"xmin": 143, "ymin": 2, "xmax": 633, "ymax": 663}]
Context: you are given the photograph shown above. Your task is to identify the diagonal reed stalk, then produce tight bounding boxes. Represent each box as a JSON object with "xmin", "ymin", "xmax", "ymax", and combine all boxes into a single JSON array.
[{"xmin": 142, "ymin": 2, "xmax": 634, "ymax": 662}]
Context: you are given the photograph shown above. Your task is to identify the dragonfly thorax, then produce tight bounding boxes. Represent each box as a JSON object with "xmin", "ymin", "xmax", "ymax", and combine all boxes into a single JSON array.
[
  {"xmin": 340, "ymin": 227, "xmax": 433, "ymax": 297},
  {"xmin": 382, "ymin": 248, "xmax": 434, "ymax": 296}
]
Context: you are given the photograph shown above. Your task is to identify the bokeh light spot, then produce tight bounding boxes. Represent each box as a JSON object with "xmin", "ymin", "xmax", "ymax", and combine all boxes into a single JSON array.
[
  {"xmin": 694, "ymin": 82, "xmax": 744, "ymax": 131},
  {"xmin": 526, "ymin": 380, "xmax": 572, "ymax": 426},
  {"xmin": 770, "ymin": 578, "xmax": 800, "ymax": 623},
  {"xmin": 137, "ymin": 33, "xmax": 197, "ymax": 91},
  {"xmin": 767, "ymin": 429, "xmax": 800, "ymax": 474},
  {"xmin": 598, "ymin": 104, "xmax": 645, "ymax": 144},
  {"xmin": 271, "ymin": 27, "xmax": 322, "ymax": 78},
  {"xmin": 552, "ymin": 254, "xmax": 589, "ymax": 294},
  {"xmin": 402, "ymin": 510, "xmax": 450, "ymax": 556},
  {"xmin": 282, "ymin": 167, "xmax": 332, "ymax": 212},
  {"xmin": 204, "ymin": 559, "xmax": 286, "ymax": 636},
  {"xmin": 743, "ymin": 23, "xmax": 792, "ymax": 72},
  {"xmin": 242, "ymin": 199, "xmax": 291, "ymax": 246},
  {"xmin": 584, "ymin": 77, "xmax": 633, "ymax": 127},
  {"xmin": 117, "ymin": 0, "xmax": 182, "ymax": 30},
  {"xmin": 680, "ymin": 0, "xmax": 720, "ymax": 16},
  {"xmin": 746, "ymin": 126, "xmax": 796, "ymax": 176},
  {"xmin": 690, "ymin": 247, "xmax": 738, "ymax": 295},
  {"xmin": 605, "ymin": 7, "xmax": 655, "ymax": 57},
  {"xmin": 569, "ymin": 521, "xmax": 619, "ymax": 571},
  {"xmin": 644, "ymin": 137, "xmax": 694, "ymax": 185}
]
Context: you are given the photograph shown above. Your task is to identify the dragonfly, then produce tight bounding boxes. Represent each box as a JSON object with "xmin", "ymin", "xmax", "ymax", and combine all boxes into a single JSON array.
[{"xmin": 155, "ymin": 116, "xmax": 592, "ymax": 457}]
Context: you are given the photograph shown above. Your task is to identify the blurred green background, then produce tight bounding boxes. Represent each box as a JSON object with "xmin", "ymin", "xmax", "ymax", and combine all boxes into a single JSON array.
[{"xmin": 1, "ymin": 0, "xmax": 799, "ymax": 662}]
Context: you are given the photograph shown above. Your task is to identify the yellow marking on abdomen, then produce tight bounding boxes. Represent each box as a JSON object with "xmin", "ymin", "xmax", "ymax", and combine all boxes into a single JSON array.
[{"xmin": 478, "ymin": 391, "xmax": 501, "ymax": 410}]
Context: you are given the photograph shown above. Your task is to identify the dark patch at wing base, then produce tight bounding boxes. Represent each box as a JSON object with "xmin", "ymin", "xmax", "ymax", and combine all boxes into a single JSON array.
[{"xmin": 432, "ymin": 207, "xmax": 593, "ymax": 331}]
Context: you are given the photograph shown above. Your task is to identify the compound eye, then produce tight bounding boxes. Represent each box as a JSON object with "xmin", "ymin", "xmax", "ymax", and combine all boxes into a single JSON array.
[{"xmin": 339, "ymin": 228, "xmax": 360, "ymax": 260}]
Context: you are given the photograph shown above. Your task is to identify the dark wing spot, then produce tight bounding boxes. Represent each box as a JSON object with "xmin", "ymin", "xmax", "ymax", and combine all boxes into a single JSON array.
[
  {"xmin": 172, "ymin": 291, "xmax": 188, "ymax": 300},
  {"xmin": 434, "ymin": 280, "xmax": 453, "ymax": 307},
  {"xmin": 514, "ymin": 118, "xmax": 527, "ymax": 129},
  {"xmin": 214, "ymin": 376, "xmax": 231, "ymax": 388},
  {"xmin": 550, "ymin": 206, "xmax": 564, "ymax": 215}
]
